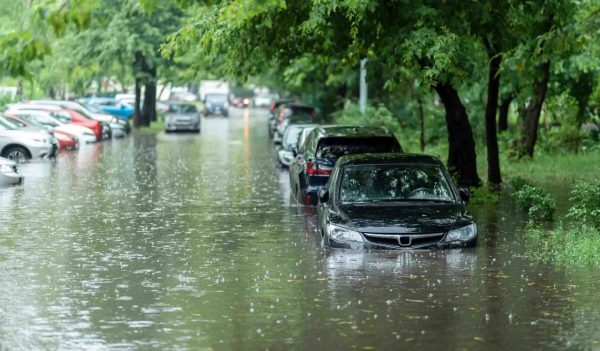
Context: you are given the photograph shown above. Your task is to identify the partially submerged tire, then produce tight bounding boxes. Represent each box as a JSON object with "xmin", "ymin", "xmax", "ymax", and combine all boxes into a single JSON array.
[{"xmin": 2, "ymin": 145, "xmax": 30, "ymax": 163}]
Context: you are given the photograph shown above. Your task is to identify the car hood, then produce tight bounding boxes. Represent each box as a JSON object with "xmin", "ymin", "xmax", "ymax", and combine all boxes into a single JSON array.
[
  {"xmin": 88, "ymin": 113, "xmax": 113, "ymax": 122},
  {"xmin": 337, "ymin": 203, "xmax": 466, "ymax": 234},
  {"xmin": 55, "ymin": 124, "xmax": 95, "ymax": 136}
]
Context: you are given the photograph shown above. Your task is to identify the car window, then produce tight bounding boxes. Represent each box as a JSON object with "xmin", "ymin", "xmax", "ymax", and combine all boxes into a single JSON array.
[
  {"xmin": 283, "ymin": 126, "xmax": 304, "ymax": 147},
  {"xmin": 169, "ymin": 104, "xmax": 197, "ymax": 113},
  {"xmin": 340, "ymin": 164, "xmax": 454, "ymax": 203},
  {"xmin": 316, "ymin": 137, "xmax": 400, "ymax": 160},
  {"xmin": 0, "ymin": 116, "xmax": 18, "ymax": 130},
  {"xmin": 51, "ymin": 112, "xmax": 72, "ymax": 123}
]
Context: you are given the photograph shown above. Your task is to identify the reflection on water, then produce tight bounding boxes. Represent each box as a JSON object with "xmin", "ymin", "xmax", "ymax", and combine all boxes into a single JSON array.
[{"xmin": 0, "ymin": 109, "xmax": 599, "ymax": 350}]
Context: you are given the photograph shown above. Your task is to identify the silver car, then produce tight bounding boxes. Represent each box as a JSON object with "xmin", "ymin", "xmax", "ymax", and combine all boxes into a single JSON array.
[
  {"xmin": 0, "ymin": 116, "xmax": 55, "ymax": 162},
  {"xmin": 165, "ymin": 103, "xmax": 201, "ymax": 133},
  {"xmin": 0, "ymin": 156, "xmax": 23, "ymax": 186}
]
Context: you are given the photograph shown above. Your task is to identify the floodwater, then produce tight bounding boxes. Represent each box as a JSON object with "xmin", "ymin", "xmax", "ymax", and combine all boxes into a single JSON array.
[{"xmin": 1, "ymin": 108, "xmax": 599, "ymax": 350}]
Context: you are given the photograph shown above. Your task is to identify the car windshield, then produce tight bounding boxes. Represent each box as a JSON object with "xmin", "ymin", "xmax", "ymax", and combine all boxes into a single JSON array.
[
  {"xmin": 340, "ymin": 164, "xmax": 455, "ymax": 204},
  {"xmin": 169, "ymin": 104, "xmax": 197, "ymax": 113},
  {"xmin": 316, "ymin": 137, "xmax": 400, "ymax": 160},
  {"xmin": 25, "ymin": 114, "xmax": 61, "ymax": 127},
  {"xmin": 0, "ymin": 116, "xmax": 18, "ymax": 130},
  {"xmin": 283, "ymin": 126, "xmax": 304, "ymax": 147},
  {"xmin": 205, "ymin": 94, "xmax": 227, "ymax": 103}
]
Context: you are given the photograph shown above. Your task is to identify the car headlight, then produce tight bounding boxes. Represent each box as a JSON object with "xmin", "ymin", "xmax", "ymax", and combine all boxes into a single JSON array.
[
  {"xmin": 445, "ymin": 224, "xmax": 477, "ymax": 242},
  {"xmin": 327, "ymin": 224, "xmax": 364, "ymax": 243}
]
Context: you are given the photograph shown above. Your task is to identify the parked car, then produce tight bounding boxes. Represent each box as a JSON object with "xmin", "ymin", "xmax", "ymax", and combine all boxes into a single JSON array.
[
  {"xmin": 289, "ymin": 126, "xmax": 402, "ymax": 205},
  {"xmin": 203, "ymin": 93, "xmax": 229, "ymax": 116},
  {"xmin": 272, "ymin": 103, "xmax": 317, "ymax": 138},
  {"xmin": 7, "ymin": 110, "xmax": 96, "ymax": 144},
  {"xmin": 0, "ymin": 115, "xmax": 56, "ymax": 162},
  {"xmin": 275, "ymin": 113, "xmax": 314, "ymax": 140},
  {"xmin": 79, "ymin": 97, "xmax": 134, "ymax": 120},
  {"xmin": 25, "ymin": 100, "xmax": 126, "ymax": 139},
  {"xmin": 165, "ymin": 102, "xmax": 201, "ymax": 133},
  {"xmin": 275, "ymin": 124, "xmax": 316, "ymax": 167},
  {"xmin": 116, "ymin": 97, "xmax": 170, "ymax": 114},
  {"xmin": 0, "ymin": 156, "xmax": 23, "ymax": 186},
  {"xmin": 317, "ymin": 153, "xmax": 476, "ymax": 249},
  {"xmin": 268, "ymin": 98, "xmax": 295, "ymax": 138},
  {"xmin": 3, "ymin": 114, "xmax": 79, "ymax": 150}
]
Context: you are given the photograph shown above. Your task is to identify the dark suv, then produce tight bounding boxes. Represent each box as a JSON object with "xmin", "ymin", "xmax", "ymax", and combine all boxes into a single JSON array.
[{"xmin": 289, "ymin": 126, "xmax": 402, "ymax": 205}]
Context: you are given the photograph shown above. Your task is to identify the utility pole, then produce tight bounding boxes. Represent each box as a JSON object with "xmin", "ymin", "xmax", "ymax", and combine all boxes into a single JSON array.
[{"xmin": 359, "ymin": 59, "xmax": 367, "ymax": 113}]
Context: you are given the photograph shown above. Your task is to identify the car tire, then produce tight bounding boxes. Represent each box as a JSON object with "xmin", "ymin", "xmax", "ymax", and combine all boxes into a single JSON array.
[{"xmin": 2, "ymin": 145, "xmax": 30, "ymax": 163}]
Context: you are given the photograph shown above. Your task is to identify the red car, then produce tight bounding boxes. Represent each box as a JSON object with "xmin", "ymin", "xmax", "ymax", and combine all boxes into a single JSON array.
[
  {"xmin": 4, "ymin": 114, "xmax": 79, "ymax": 150},
  {"xmin": 50, "ymin": 109, "xmax": 102, "ymax": 141}
]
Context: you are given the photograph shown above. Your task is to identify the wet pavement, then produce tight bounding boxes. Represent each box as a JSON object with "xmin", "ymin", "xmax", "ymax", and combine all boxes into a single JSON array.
[{"xmin": 1, "ymin": 108, "xmax": 599, "ymax": 350}]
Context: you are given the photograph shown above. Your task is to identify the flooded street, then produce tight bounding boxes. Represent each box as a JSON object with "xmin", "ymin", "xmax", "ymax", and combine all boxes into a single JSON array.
[{"xmin": 1, "ymin": 108, "xmax": 599, "ymax": 350}]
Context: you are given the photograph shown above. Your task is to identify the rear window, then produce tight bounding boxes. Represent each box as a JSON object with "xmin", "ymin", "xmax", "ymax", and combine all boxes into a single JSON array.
[{"xmin": 316, "ymin": 137, "xmax": 401, "ymax": 160}]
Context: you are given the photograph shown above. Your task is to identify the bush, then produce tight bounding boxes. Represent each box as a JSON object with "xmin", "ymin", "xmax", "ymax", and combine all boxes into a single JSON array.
[
  {"xmin": 566, "ymin": 179, "xmax": 600, "ymax": 228},
  {"xmin": 509, "ymin": 176, "xmax": 531, "ymax": 192},
  {"xmin": 526, "ymin": 223, "xmax": 600, "ymax": 266},
  {"xmin": 511, "ymin": 184, "xmax": 556, "ymax": 220}
]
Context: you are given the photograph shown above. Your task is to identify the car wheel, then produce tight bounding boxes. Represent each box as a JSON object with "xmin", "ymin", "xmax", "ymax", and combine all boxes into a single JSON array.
[{"xmin": 2, "ymin": 145, "xmax": 30, "ymax": 163}]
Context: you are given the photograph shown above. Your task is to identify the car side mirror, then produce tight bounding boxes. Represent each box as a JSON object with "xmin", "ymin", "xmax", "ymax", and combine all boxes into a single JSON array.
[
  {"xmin": 292, "ymin": 147, "xmax": 298, "ymax": 157},
  {"xmin": 459, "ymin": 188, "xmax": 470, "ymax": 203},
  {"xmin": 318, "ymin": 187, "xmax": 329, "ymax": 203}
]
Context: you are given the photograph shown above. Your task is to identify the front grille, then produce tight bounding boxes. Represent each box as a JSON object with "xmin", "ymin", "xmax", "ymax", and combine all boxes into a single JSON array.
[{"xmin": 363, "ymin": 232, "xmax": 445, "ymax": 249}]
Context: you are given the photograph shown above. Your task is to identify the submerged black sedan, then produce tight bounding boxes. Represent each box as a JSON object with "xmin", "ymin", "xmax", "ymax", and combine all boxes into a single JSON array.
[{"xmin": 316, "ymin": 153, "xmax": 476, "ymax": 249}]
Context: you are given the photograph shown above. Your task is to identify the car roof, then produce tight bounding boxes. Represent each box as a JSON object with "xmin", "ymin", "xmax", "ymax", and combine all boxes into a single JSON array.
[
  {"xmin": 312, "ymin": 125, "xmax": 392, "ymax": 138},
  {"xmin": 337, "ymin": 153, "xmax": 443, "ymax": 167}
]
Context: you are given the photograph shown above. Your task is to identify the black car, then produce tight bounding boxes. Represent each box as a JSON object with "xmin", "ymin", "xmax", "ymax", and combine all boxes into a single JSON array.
[
  {"xmin": 316, "ymin": 153, "xmax": 476, "ymax": 250},
  {"xmin": 289, "ymin": 126, "xmax": 402, "ymax": 205},
  {"xmin": 203, "ymin": 93, "xmax": 229, "ymax": 117}
]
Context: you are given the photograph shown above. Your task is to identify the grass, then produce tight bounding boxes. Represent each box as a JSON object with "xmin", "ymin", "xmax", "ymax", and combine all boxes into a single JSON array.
[
  {"xmin": 525, "ymin": 223, "xmax": 600, "ymax": 266},
  {"xmin": 140, "ymin": 121, "xmax": 165, "ymax": 133}
]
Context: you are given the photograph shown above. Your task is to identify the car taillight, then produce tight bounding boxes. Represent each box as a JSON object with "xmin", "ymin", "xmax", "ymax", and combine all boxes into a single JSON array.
[
  {"xmin": 270, "ymin": 102, "xmax": 275, "ymax": 112},
  {"xmin": 306, "ymin": 161, "xmax": 332, "ymax": 175}
]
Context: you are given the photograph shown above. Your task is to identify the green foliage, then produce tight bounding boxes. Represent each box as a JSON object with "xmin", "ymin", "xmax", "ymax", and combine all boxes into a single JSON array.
[
  {"xmin": 0, "ymin": 31, "xmax": 49, "ymax": 77},
  {"xmin": 509, "ymin": 176, "xmax": 531, "ymax": 192},
  {"xmin": 332, "ymin": 103, "xmax": 400, "ymax": 135},
  {"xmin": 525, "ymin": 223, "xmax": 600, "ymax": 266},
  {"xmin": 511, "ymin": 184, "xmax": 556, "ymax": 220},
  {"xmin": 566, "ymin": 179, "xmax": 600, "ymax": 228}
]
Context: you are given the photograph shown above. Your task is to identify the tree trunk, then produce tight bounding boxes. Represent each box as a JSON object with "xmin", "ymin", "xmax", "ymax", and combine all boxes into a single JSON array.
[
  {"xmin": 142, "ymin": 79, "xmax": 157, "ymax": 123},
  {"xmin": 498, "ymin": 94, "xmax": 513, "ymax": 132},
  {"xmin": 134, "ymin": 78, "xmax": 143, "ymax": 128},
  {"xmin": 434, "ymin": 82, "xmax": 481, "ymax": 187},
  {"xmin": 417, "ymin": 95, "xmax": 425, "ymax": 152},
  {"xmin": 484, "ymin": 52, "xmax": 502, "ymax": 186},
  {"xmin": 520, "ymin": 61, "xmax": 550, "ymax": 158}
]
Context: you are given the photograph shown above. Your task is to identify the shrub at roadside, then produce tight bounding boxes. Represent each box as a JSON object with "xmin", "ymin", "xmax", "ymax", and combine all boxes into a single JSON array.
[
  {"xmin": 526, "ymin": 223, "xmax": 600, "ymax": 266},
  {"xmin": 566, "ymin": 179, "xmax": 600, "ymax": 228},
  {"xmin": 511, "ymin": 184, "xmax": 556, "ymax": 220}
]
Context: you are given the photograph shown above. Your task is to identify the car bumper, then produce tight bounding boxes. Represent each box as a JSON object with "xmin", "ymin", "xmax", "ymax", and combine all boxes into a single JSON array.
[
  {"xmin": 0, "ymin": 172, "xmax": 23, "ymax": 186},
  {"xmin": 326, "ymin": 235, "xmax": 476, "ymax": 250},
  {"xmin": 278, "ymin": 150, "xmax": 293, "ymax": 166},
  {"xmin": 28, "ymin": 143, "xmax": 54, "ymax": 159},
  {"xmin": 166, "ymin": 122, "xmax": 200, "ymax": 131}
]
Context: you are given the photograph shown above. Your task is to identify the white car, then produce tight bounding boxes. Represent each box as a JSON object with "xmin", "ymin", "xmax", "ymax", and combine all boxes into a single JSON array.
[
  {"xmin": 0, "ymin": 117, "xmax": 55, "ymax": 162},
  {"xmin": 0, "ymin": 156, "xmax": 23, "ymax": 186}
]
